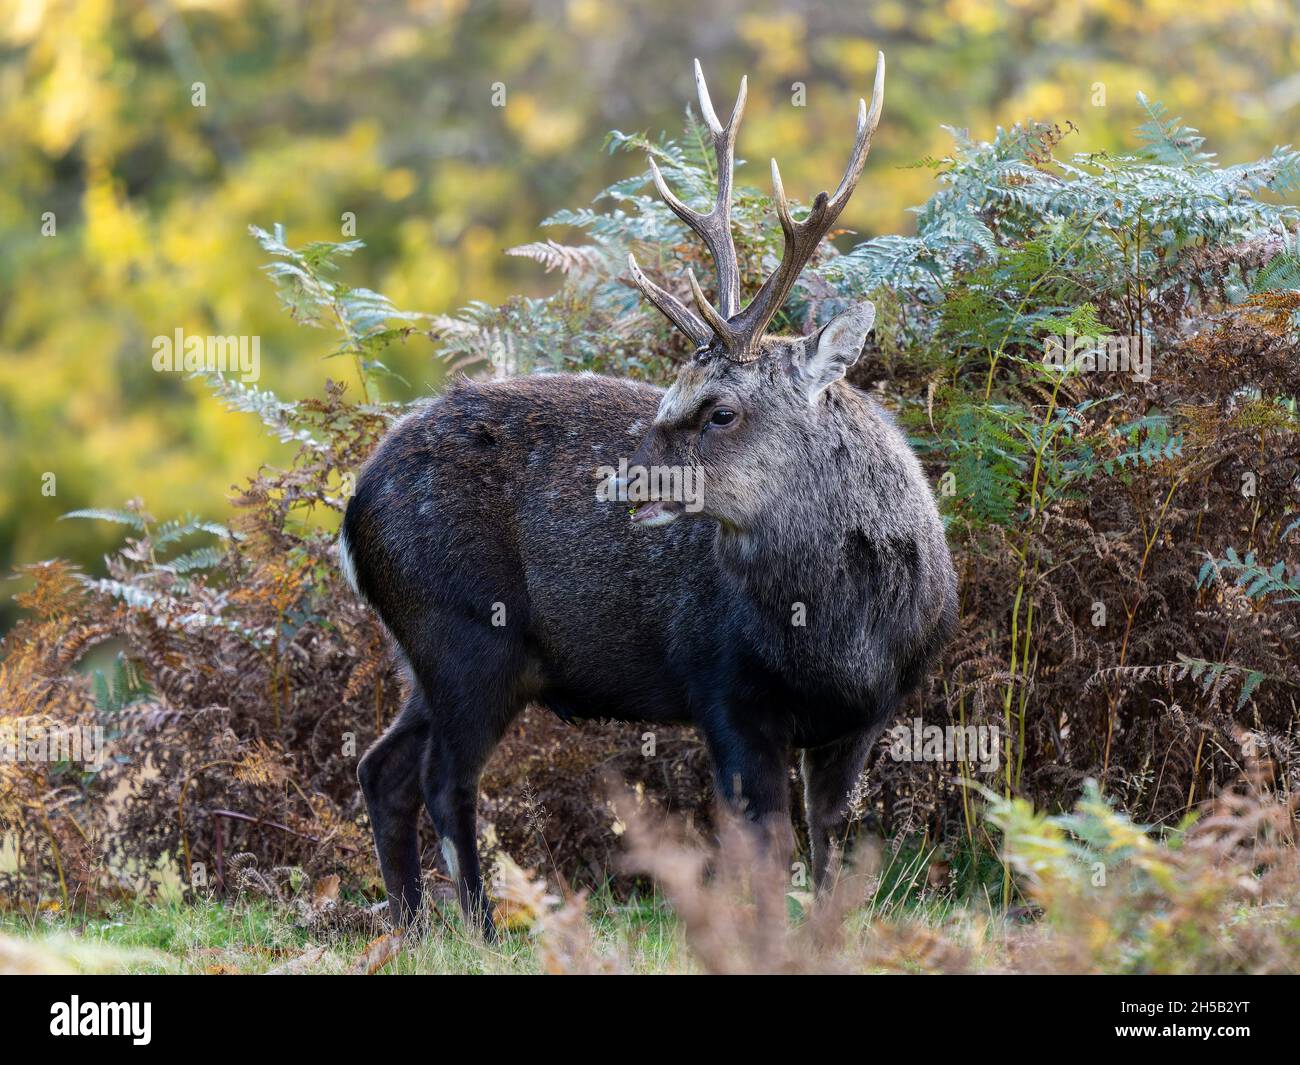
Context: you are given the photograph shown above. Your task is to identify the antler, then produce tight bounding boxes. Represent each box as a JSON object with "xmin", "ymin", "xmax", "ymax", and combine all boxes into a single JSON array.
[
  {"xmin": 627, "ymin": 60, "xmax": 747, "ymax": 351},
  {"xmin": 727, "ymin": 53, "xmax": 885, "ymax": 360},
  {"xmin": 651, "ymin": 61, "xmax": 747, "ymax": 319},
  {"xmin": 629, "ymin": 53, "xmax": 885, "ymax": 364}
]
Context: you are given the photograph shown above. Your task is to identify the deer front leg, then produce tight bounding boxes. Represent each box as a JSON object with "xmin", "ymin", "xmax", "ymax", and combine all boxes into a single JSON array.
[
  {"xmin": 800, "ymin": 729, "xmax": 877, "ymax": 890},
  {"xmin": 700, "ymin": 713, "xmax": 795, "ymax": 876}
]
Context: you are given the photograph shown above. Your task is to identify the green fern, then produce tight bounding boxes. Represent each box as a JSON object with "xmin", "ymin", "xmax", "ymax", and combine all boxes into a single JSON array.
[
  {"xmin": 1251, "ymin": 233, "xmax": 1300, "ymax": 293},
  {"xmin": 1197, "ymin": 548, "xmax": 1300, "ymax": 604},
  {"xmin": 59, "ymin": 508, "xmax": 148, "ymax": 530},
  {"xmin": 1175, "ymin": 655, "xmax": 1270, "ymax": 712},
  {"xmin": 92, "ymin": 653, "xmax": 152, "ymax": 716},
  {"xmin": 249, "ymin": 223, "xmax": 427, "ymax": 397},
  {"xmin": 1135, "ymin": 94, "xmax": 1215, "ymax": 168}
]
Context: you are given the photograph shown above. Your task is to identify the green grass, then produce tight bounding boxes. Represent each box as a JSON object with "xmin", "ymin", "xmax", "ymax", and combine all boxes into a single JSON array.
[
  {"xmin": 0, "ymin": 860, "xmax": 998, "ymax": 975},
  {"xmin": 0, "ymin": 832, "xmax": 1016, "ymax": 974},
  {"xmin": 0, "ymin": 892, "xmax": 692, "ymax": 975}
]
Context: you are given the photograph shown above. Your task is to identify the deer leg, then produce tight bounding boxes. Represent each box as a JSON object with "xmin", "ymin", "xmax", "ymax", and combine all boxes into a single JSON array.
[
  {"xmin": 357, "ymin": 691, "xmax": 430, "ymax": 927},
  {"xmin": 701, "ymin": 714, "xmax": 794, "ymax": 876},
  {"xmin": 418, "ymin": 664, "xmax": 524, "ymax": 943},
  {"xmin": 800, "ymin": 728, "xmax": 878, "ymax": 890}
]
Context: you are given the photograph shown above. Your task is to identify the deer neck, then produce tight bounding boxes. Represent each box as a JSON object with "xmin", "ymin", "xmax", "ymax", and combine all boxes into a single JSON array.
[{"xmin": 712, "ymin": 406, "xmax": 877, "ymax": 649}]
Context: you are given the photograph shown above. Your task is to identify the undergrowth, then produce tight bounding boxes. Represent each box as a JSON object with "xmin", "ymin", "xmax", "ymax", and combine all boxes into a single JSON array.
[{"xmin": 4, "ymin": 779, "xmax": 1294, "ymax": 974}]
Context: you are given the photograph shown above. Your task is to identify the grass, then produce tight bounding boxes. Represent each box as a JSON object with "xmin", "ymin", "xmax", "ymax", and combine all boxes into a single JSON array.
[
  {"xmin": 4, "ymin": 781, "xmax": 1295, "ymax": 975},
  {"xmin": 0, "ymin": 897, "xmax": 1005, "ymax": 976},
  {"xmin": 0, "ymin": 843, "xmax": 1000, "ymax": 975},
  {"xmin": 0, "ymin": 893, "xmax": 699, "ymax": 975}
]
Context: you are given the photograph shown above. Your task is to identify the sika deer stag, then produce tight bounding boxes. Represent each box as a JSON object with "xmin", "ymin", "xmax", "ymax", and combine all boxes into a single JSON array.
[{"xmin": 342, "ymin": 53, "xmax": 956, "ymax": 938}]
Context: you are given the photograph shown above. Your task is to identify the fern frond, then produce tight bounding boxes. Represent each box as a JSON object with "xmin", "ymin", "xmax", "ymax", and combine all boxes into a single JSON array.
[
  {"xmin": 1135, "ymin": 94, "xmax": 1215, "ymax": 168},
  {"xmin": 507, "ymin": 240, "xmax": 606, "ymax": 275},
  {"xmin": 59, "ymin": 508, "xmax": 148, "ymax": 530}
]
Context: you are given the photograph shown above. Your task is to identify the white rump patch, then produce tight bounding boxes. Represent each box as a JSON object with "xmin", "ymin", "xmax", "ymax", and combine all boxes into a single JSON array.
[{"xmin": 338, "ymin": 525, "xmax": 362, "ymax": 598}]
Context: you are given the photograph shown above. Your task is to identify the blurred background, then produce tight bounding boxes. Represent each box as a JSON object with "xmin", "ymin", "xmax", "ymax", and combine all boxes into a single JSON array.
[{"xmin": 3, "ymin": 0, "xmax": 1299, "ymax": 629}]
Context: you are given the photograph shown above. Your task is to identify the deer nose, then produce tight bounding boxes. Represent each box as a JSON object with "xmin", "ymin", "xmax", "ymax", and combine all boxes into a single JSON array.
[{"xmin": 628, "ymin": 425, "xmax": 669, "ymax": 472}]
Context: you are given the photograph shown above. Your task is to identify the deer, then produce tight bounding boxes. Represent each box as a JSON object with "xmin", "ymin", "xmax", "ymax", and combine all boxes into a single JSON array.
[{"xmin": 341, "ymin": 53, "xmax": 957, "ymax": 939}]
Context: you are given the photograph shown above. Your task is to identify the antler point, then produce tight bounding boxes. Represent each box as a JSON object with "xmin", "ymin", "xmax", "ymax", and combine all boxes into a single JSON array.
[{"xmin": 643, "ymin": 50, "xmax": 880, "ymax": 355}]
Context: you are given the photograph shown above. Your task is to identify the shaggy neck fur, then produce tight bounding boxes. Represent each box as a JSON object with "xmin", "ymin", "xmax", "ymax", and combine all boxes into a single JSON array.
[{"xmin": 711, "ymin": 384, "xmax": 898, "ymax": 700}]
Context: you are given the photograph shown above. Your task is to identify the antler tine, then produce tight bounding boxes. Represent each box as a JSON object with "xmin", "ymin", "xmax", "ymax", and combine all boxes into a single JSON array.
[
  {"xmin": 727, "ymin": 51, "xmax": 885, "ymax": 358},
  {"xmin": 643, "ymin": 61, "xmax": 746, "ymax": 324},
  {"xmin": 829, "ymin": 55, "xmax": 884, "ymax": 209},
  {"xmin": 626, "ymin": 253, "xmax": 713, "ymax": 348},
  {"xmin": 693, "ymin": 57, "xmax": 726, "ymax": 135},
  {"xmin": 686, "ymin": 268, "xmax": 744, "ymax": 352}
]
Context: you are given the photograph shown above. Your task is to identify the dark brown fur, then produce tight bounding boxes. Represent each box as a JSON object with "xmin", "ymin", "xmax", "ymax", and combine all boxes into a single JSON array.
[
  {"xmin": 346, "ymin": 54, "xmax": 953, "ymax": 937},
  {"xmin": 344, "ymin": 328, "xmax": 956, "ymax": 936}
]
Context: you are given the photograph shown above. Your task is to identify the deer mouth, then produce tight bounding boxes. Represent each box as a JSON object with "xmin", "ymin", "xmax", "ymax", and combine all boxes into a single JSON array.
[{"xmin": 630, "ymin": 500, "xmax": 684, "ymax": 528}]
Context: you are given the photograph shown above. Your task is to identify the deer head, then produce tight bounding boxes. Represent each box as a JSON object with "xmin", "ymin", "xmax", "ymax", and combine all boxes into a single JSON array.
[{"xmin": 626, "ymin": 55, "xmax": 886, "ymax": 530}]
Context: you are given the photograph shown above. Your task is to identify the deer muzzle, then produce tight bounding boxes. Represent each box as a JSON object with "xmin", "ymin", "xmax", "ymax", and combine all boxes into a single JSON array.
[{"xmin": 629, "ymin": 499, "xmax": 684, "ymax": 528}]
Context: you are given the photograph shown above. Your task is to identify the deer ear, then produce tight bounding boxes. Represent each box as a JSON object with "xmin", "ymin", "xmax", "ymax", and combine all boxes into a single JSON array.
[{"xmin": 795, "ymin": 301, "xmax": 876, "ymax": 400}]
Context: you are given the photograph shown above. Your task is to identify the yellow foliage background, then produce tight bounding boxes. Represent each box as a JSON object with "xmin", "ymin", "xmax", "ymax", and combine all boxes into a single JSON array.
[{"xmin": 3, "ymin": 0, "xmax": 1299, "ymax": 627}]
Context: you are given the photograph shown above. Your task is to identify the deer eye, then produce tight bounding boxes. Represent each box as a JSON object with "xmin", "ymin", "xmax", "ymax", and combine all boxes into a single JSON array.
[{"xmin": 708, "ymin": 408, "xmax": 737, "ymax": 427}]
